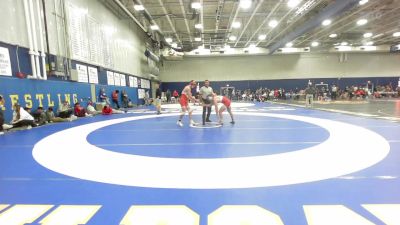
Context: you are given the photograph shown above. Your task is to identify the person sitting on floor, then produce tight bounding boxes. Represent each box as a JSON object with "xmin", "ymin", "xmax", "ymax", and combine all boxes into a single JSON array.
[
  {"xmin": 11, "ymin": 103, "xmax": 37, "ymax": 129},
  {"xmin": 32, "ymin": 106, "xmax": 47, "ymax": 126},
  {"xmin": 0, "ymin": 96, "xmax": 13, "ymax": 134},
  {"xmin": 86, "ymin": 100, "xmax": 101, "ymax": 115},
  {"xmin": 102, "ymin": 105, "xmax": 125, "ymax": 115},
  {"xmin": 46, "ymin": 107, "xmax": 77, "ymax": 123},
  {"xmin": 58, "ymin": 101, "xmax": 74, "ymax": 118},
  {"xmin": 74, "ymin": 102, "xmax": 91, "ymax": 117}
]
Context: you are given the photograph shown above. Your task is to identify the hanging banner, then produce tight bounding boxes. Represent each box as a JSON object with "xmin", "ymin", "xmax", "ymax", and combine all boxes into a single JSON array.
[
  {"xmin": 88, "ymin": 67, "xmax": 99, "ymax": 84},
  {"xmin": 76, "ymin": 64, "xmax": 88, "ymax": 83},
  {"xmin": 0, "ymin": 47, "xmax": 12, "ymax": 76},
  {"xmin": 107, "ymin": 71, "xmax": 114, "ymax": 85}
]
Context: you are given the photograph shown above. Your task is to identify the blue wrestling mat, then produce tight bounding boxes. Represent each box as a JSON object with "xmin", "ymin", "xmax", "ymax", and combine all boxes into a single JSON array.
[{"xmin": 0, "ymin": 102, "xmax": 399, "ymax": 225}]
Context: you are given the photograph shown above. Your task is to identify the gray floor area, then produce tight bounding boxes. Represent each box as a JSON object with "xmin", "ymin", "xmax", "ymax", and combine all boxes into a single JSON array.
[{"xmin": 275, "ymin": 98, "xmax": 400, "ymax": 121}]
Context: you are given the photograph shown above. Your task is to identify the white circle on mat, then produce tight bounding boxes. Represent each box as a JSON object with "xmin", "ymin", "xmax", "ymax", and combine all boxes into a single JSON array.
[{"xmin": 32, "ymin": 112, "xmax": 390, "ymax": 189}]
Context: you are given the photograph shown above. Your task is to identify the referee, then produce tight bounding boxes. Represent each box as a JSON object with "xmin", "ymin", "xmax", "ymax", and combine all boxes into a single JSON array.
[{"xmin": 199, "ymin": 80, "xmax": 213, "ymax": 125}]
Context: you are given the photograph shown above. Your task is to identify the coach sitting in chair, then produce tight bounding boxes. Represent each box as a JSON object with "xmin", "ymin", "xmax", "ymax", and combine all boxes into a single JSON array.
[{"xmin": 200, "ymin": 80, "xmax": 214, "ymax": 125}]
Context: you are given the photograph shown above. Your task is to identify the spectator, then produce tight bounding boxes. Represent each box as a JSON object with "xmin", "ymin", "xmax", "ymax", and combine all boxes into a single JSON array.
[
  {"xmin": 58, "ymin": 101, "xmax": 74, "ymax": 118},
  {"xmin": 11, "ymin": 103, "xmax": 37, "ymax": 129},
  {"xmin": 74, "ymin": 102, "xmax": 90, "ymax": 117},
  {"xmin": 0, "ymin": 96, "xmax": 12, "ymax": 134},
  {"xmin": 32, "ymin": 106, "xmax": 47, "ymax": 126},
  {"xmin": 172, "ymin": 90, "xmax": 179, "ymax": 103},
  {"xmin": 121, "ymin": 90, "xmax": 129, "ymax": 108},
  {"xmin": 99, "ymin": 88, "xmax": 108, "ymax": 103},
  {"xmin": 166, "ymin": 89, "xmax": 171, "ymax": 103},
  {"xmin": 86, "ymin": 100, "xmax": 100, "ymax": 115},
  {"xmin": 102, "ymin": 105, "xmax": 125, "ymax": 115},
  {"xmin": 46, "ymin": 107, "xmax": 76, "ymax": 123},
  {"xmin": 112, "ymin": 90, "xmax": 120, "ymax": 109}
]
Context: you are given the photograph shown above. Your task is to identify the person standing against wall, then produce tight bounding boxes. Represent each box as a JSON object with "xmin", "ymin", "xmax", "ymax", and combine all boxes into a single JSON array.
[
  {"xmin": 199, "ymin": 80, "xmax": 213, "ymax": 125},
  {"xmin": 305, "ymin": 84, "xmax": 316, "ymax": 107},
  {"xmin": 112, "ymin": 90, "xmax": 120, "ymax": 109}
]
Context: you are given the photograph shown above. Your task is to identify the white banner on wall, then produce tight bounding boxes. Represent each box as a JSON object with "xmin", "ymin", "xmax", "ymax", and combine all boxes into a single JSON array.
[
  {"xmin": 76, "ymin": 64, "xmax": 89, "ymax": 83},
  {"xmin": 107, "ymin": 71, "xmax": 114, "ymax": 85},
  {"xmin": 133, "ymin": 77, "xmax": 138, "ymax": 87},
  {"xmin": 88, "ymin": 67, "xmax": 99, "ymax": 84},
  {"xmin": 141, "ymin": 79, "xmax": 150, "ymax": 89},
  {"xmin": 114, "ymin": 73, "xmax": 121, "ymax": 86},
  {"xmin": 128, "ymin": 76, "xmax": 134, "ymax": 87},
  {"xmin": 138, "ymin": 89, "xmax": 146, "ymax": 99},
  {"xmin": 0, "ymin": 47, "xmax": 12, "ymax": 76},
  {"xmin": 120, "ymin": 74, "xmax": 126, "ymax": 86}
]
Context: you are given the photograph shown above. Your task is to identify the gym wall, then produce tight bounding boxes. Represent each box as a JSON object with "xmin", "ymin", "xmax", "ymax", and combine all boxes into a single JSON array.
[{"xmin": 0, "ymin": 0, "xmax": 153, "ymax": 120}]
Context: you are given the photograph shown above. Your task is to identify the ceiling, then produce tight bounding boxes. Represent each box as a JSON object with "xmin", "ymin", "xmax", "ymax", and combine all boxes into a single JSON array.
[{"xmin": 112, "ymin": 0, "xmax": 400, "ymax": 53}]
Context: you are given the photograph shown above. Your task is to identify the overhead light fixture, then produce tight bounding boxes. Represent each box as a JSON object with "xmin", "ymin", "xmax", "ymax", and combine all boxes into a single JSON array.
[
  {"xmin": 311, "ymin": 41, "xmax": 320, "ymax": 47},
  {"xmin": 194, "ymin": 37, "xmax": 202, "ymax": 42},
  {"xmin": 171, "ymin": 43, "xmax": 178, "ymax": 48},
  {"xmin": 341, "ymin": 42, "xmax": 348, "ymax": 46},
  {"xmin": 198, "ymin": 45, "xmax": 204, "ymax": 50},
  {"xmin": 258, "ymin": 34, "xmax": 267, "ymax": 40},
  {"xmin": 359, "ymin": 0, "xmax": 368, "ymax": 5},
  {"xmin": 232, "ymin": 21, "xmax": 241, "ymax": 28},
  {"xmin": 165, "ymin": 37, "xmax": 173, "ymax": 43},
  {"xmin": 134, "ymin": 4, "xmax": 145, "ymax": 11},
  {"xmin": 269, "ymin": 20, "xmax": 278, "ymax": 28},
  {"xmin": 191, "ymin": 2, "xmax": 201, "ymax": 9},
  {"xmin": 322, "ymin": 19, "xmax": 332, "ymax": 26},
  {"xmin": 288, "ymin": 0, "xmax": 302, "ymax": 8},
  {"xmin": 286, "ymin": 42, "xmax": 293, "ymax": 47},
  {"xmin": 357, "ymin": 19, "xmax": 368, "ymax": 26},
  {"xmin": 249, "ymin": 44, "xmax": 257, "ymax": 49},
  {"xmin": 239, "ymin": 0, "xmax": 252, "ymax": 9},
  {"xmin": 393, "ymin": 32, "xmax": 400, "ymax": 37},
  {"xmin": 337, "ymin": 46, "xmax": 351, "ymax": 51},
  {"xmin": 224, "ymin": 45, "xmax": 231, "ymax": 50},
  {"xmin": 195, "ymin": 23, "xmax": 203, "ymax": 29},
  {"xmin": 150, "ymin": 25, "xmax": 159, "ymax": 30},
  {"xmin": 363, "ymin": 33, "xmax": 373, "ymax": 38},
  {"xmin": 365, "ymin": 41, "xmax": 374, "ymax": 46},
  {"xmin": 329, "ymin": 33, "xmax": 338, "ymax": 38},
  {"xmin": 229, "ymin": 36, "xmax": 237, "ymax": 41}
]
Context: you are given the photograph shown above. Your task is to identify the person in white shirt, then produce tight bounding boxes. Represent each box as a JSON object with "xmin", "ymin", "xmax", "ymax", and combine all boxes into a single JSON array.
[{"xmin": 11, "ymin": 103, "xmax": 36, "ymax": 128}]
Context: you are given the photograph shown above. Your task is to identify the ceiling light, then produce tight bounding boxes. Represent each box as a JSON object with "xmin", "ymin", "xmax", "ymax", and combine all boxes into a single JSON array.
[
  {"xmin": 239, "ymin": 0, "xmax": 252, "ymax": 9},
  {"xmin": 229, "ymin": 36, "xmax": 237, "ymax": 41},
  {"xmin": 134, "ymin": 5, "xmax": 145, "ymax": 11},
  {"xmin": 365, "ymin": 41, "xmax": 374, "ymax": 46},
  {"xmin": 165, "ymin": 37, "xmax": 173, "ymax": 43},
  {"xmin": 224, "ymin": 45, "xmax": 231, "ymax": 50},
  {"xmin": 171, "ymin": 43, "xmax": 177, "ymax": 48},
  {"xmin": 150, "ymin": 25, "xmax": 159, "ymax": 30},
  {"xmin": 258, "ymin": 34, "xmax": 267, "ymax": 40},
  {"xmin": 194, "ymin": 37, "xmax": 202, "ymax": 42},
  {"xmin": 286, "ymin": 42, "xmax": 293, "ymax": 47},
  {"xmin": 393, "ymin": 32, "xmax": 400, "ymax": 37},
  {"xmin": 357, "ymin": 19, "xmax": 368, "ymax": 26},
  {"xmin": 232, "ymin": 22, "xmax": 241, "ymax": 28},
  {"xmin": 249, "ymin": 44, "xmax": 257, "ymax": 49},
  {"xmin": 191, "ymin": 2, "xmax": 201, "ymax": 9},
  {"xmin": 269, "ymin": 20, "xmax": 278, "ymax": 28},
  {"xmin": 322, "ymin": 19, "xmax": 331, "ymax": 26},
  {"xmin": 195, "ymin": 23, "xmax": 203, "ymax": 29},
  {"xmin": 341, "ymin": 42, "xmax": 348, "ymax": 46},
  {"xmin": 329, "ymin": 33, "xmax": 338, "ymax": 38},
  {"xmin": 363, "ymin": 33, "xmax": 373, "ymax": 38},
  {"xmin": 311, "ymin": 41, "xmax": 319, "ymax": 47},
  {"xmin": 359, "ymin": 0, "xmax": 368, "ymax": 5},
  {"xmin": 288, "ymin": 0, "xmax": 302, "ymax": 8},
  {"xmin": 198, "ymin": 45, "xmax": 204, "ymax": 50}
]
